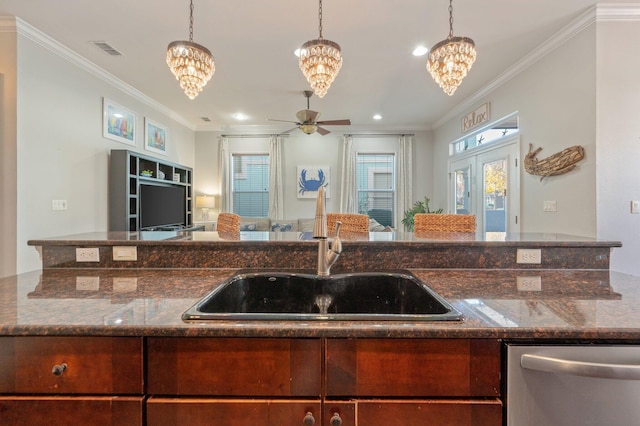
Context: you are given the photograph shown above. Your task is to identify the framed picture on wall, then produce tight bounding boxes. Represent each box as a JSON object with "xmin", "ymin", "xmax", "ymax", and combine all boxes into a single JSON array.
[
  {"xmin": 144, "ymin": 118, "xmax": 168, "ymax": 155},
  {"xmin": 297, "ymin": 166, "xmax": 330, "ymax": 198},
  {"xmin": 102, "ymin": 98, "xmax": 136, "ymax": 146}
]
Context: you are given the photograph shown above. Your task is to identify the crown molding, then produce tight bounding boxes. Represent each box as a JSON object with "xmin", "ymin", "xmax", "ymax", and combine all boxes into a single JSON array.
[
  {"xmin": 434, "ymin": 4, "xmax": 640, "ymax": 130},
  {"xmin": 8, "ymin": 16, "xmax": 194, "ymax": 130},
  {"xmin": 0, "ymin": 16, "xmax": 17, "ymax": 32}
]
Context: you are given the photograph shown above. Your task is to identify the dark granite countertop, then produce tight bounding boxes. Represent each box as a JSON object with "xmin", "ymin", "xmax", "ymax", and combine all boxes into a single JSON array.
[
  {"xmin": 28, "ymin": 231, "xmax": 622, "ymax": 247},
  {"xmin": 2, "ymin": 267, "xmax": 639, "ymax": 341}
]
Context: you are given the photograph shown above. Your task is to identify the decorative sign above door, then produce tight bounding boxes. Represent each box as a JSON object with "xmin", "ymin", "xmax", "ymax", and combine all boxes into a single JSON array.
[{"xmin": 461, "ymin": 103, "xmax": 490, "ymax": 133}]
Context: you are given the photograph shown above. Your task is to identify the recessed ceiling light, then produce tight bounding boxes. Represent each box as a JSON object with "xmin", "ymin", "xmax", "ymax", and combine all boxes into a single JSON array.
[
  {"xmin": 412, "ymin": 46, "xmax": 428, "ymax": 56},
  {"xmin": 373, "ymin": 114, "xmax": 382, "ymax": 120},
  {"xmin": 233, "ymin": 113, "xmax": 248, "ymax": 120}
]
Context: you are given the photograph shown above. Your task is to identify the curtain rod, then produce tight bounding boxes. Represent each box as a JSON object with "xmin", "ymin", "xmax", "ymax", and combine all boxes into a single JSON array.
[
  {"xmin": 220, "ymin": 134, "xmax": 289, "ymax": 139},
  {"xmin": 344, "ymin": 133, "xmax": 415, "ymax": 138}
]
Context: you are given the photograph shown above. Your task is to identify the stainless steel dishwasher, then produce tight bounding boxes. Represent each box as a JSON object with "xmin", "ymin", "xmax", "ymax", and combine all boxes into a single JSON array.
[{"xmin": 507, "ymin": 344, "xmax": 640, "ymax": 426}]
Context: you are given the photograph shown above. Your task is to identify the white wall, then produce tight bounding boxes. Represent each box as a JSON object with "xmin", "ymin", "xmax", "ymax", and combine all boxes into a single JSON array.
[
  {"xmin": 193, "ymin": 131, "xmax": 435, "ymax": 226},
  {"xmin": 596, "ymin": 20, "xmax": 640, "ymax": 276},
  {"xmin": 0, "ymin": 22, "xmax": 17, "ymax": 278},
  {"xmin": 14, "ymin": 32, "xmax": 195, "ymax": 274},
  {"xmin": 432, "ymin": 25, "xmax": 597, "ymax": 238}
]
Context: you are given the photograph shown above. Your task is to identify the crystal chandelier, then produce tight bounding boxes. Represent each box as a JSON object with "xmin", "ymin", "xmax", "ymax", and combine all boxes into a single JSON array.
[
  {"xmin": 427, "ymin": 0, "xmax": 476, "ymax": 96},
  {"xmin": 166, "ymin": 0, "xmax": 215, "ymax": 100},
  {"xmin": 299, "ymin": 0, "xmax": 342, "ymax": 98}
]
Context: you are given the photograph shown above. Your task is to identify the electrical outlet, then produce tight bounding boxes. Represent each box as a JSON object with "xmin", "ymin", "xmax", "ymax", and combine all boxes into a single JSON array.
[
  {"xmin": 543, "ymin": 201, "xmax": 557, "ymax": 212},
  {"xmin": 76, "ymin": 247, "xmax": 100, "ymax": 262},
  {"xmin": 113, "ymin": 246, "xmax": 137, "ymax": 261},
  {"xmin": 76, "ymin": 276, "xmax": 100, "ymax": 291},
  {"xmin": 516, "ymin": 248, "xmax": 542, "ymax": 264},
  {"xmin": 517, "ymin": 276, "xmax": 542, "ymax": 291}
]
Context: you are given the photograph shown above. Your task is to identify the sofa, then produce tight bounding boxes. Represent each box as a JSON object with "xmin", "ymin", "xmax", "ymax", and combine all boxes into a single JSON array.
[{"xmin": 239, "ymin": 216, "xmax": 392, "ymax": 232}]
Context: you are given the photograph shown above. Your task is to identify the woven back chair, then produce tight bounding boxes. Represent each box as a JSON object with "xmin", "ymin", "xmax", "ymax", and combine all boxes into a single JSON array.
[
  {"xmin": 326, "ymin": 213, "xmax": 369, "ymax": 236},
  {"xmin": 414, "ymin": 213, "xmax": 476, "ymax": 233},
  {"xmin": 216, "ymin": 212, "xmax": 241, "ymax": 234}
]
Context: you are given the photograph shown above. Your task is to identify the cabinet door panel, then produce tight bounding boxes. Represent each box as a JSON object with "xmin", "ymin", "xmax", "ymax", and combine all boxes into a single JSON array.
[
  {"xmin": 148, "ymin": 338, "xmax": 321, "ymax": 396},
  {"xmin": 147, "ymin": 398, "xmax": 321, "ymax": 426},
  {"xmin": 0, "ymin": 396, "xmax": 143, "ymax": 425},
  {"xmin": 326, "ymin": 338, "xmax": 500, "ymax": 397},
  {"xmin": 357, "ymin": 399, "xmax": 502, "ymax": 426},
  {"xmin": 0, "ymin": 336, "xmax": 143, "ymax": 394}
]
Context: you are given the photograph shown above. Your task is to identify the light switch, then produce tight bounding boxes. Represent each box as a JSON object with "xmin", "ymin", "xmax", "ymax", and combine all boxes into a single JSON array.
[
  {"xmin": 113, "ymin": 246, "xmax": 137, "ymax": 261},
  {"xmin": 631, "ymin": 201, "xmax": 640, "ymax": 214}
]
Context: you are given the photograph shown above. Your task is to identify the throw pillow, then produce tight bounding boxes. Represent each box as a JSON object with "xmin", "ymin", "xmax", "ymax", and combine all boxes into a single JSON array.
[
  {"xmin": 369, "ymin": 218, "xmax": 386, "ymax": 232},
  {"xmin": 240, "ymin": 222, "xmax": 257, "ymax": 231},
  {"xmin": 271, "ymin": 222, "xmax": 294, "ymax": 232}
]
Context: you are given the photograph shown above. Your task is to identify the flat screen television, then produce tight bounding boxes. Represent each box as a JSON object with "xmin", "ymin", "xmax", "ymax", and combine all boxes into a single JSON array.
[{"xmin": 140, "ymin": 183, "xmax": 186, "ymax": 230}]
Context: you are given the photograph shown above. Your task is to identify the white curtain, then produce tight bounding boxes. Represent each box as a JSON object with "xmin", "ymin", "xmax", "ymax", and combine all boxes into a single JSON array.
[
  {"xmin": 218, "ymin": 136, "xmax": 231, "ymax": 212},
  {"xmin": 398, "ymin": 135, "xmax": 413, "ymax": 227},
  {"xmin": 339, "ymin": 135, "xmax": 357, "ymax": 213},
  {"xmin": 268, "ymin": 135, "xmax": 284, "ymax": 220}
]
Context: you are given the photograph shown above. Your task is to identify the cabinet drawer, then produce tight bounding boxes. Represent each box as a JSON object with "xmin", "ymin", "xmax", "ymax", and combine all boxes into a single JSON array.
[
  {"xmin": 147, "ymin": 398, "xmax": 321, "ymax": 426},
  {"xmin": 356, "ymin": 399, "xmax": 502, "ymax": 426},
  {"xmin": 147, "ymin": 337, "xmax": 321, "ymax": 396},
  {"xmin": 0, "ymin": 396, "xmax": 143, "ymax": 425},
  {"xmin": 0, "ymin": 336, "xmax": 143, "ymax": 394},
  {"xmin": 326, "ymin": 338, "xmax": 500, "ymax": 397}
]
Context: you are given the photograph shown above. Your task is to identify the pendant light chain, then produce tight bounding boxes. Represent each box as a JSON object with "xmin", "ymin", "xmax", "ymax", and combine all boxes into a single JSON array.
[
  {"xmin": 189, "ymin": 0, "xmax": 194, "ymax": 41},
  {"xmin": 318, "ymin": 0, "xmax": 324, "ymax": 39},
  {"xmin": 448, "ymin": 0, "xmax": 454, "ymax": 39}
]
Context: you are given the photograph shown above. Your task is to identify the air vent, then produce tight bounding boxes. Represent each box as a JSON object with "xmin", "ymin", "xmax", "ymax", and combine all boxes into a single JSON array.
[
  {"xmin": 91, "ymin": 41, "xmax": 122, "ymax": 56},
  {"xmin": 201, "ymin": 117, "xmax": 212, "ymax": 122}
]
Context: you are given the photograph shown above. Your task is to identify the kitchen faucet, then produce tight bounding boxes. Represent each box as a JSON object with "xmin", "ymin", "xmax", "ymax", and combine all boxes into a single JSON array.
[{"xmin": 313, "ymin": 186, "xmax": 342, "ymax": 276}]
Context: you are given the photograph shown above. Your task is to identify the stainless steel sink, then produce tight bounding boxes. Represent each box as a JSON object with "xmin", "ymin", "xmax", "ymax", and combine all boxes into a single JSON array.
[{"xmin": 182, "ymin": 270, "xmax": 462, "ymax": 321}]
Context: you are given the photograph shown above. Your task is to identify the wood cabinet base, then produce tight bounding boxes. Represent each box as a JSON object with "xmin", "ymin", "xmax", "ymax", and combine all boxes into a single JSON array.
[
  {"xmin": 147, "ymin": 398, "xmax": 321, "ymax": 426},
  {"xmin": 0, "ymin": 396, "xmax": 143, "ymax": 425}
]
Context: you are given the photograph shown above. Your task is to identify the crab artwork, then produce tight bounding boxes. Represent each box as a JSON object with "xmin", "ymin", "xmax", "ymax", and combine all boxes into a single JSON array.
[{"xmin": 298, "ymin": 167, "xmax": 329, "ymax": 197}]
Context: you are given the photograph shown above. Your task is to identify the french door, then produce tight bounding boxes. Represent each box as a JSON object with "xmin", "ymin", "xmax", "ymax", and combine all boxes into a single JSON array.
[{"xmin": 449, "ymin": 138, "xmax": 520, "ymax": 237}]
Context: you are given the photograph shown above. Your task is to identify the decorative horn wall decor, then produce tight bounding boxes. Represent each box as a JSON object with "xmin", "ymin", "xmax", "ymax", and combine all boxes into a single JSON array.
[{"xmin": 524, "ymin": 143, "xmax": 585, "ymax": 181}]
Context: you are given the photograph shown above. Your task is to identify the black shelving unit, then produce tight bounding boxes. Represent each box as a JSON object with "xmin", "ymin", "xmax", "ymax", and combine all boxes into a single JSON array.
[{"xmin": 109, "ymin": 150, "xmax": 193, "ymax": 232}]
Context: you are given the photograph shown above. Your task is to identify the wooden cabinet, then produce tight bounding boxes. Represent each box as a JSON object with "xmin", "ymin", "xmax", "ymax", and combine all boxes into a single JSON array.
[
  {"xmin": 145, "ymin": 337, "xmax": 501, "ymax": 426},
  {"xmin": 147, "ymin": 399, "xmax": 322, "ymax": 425},
  {"xmin": 109, "ymin": 149, "xmax": 193, "ymax": 231},
  {"xmin": 0, "ymin": 336, "xmax": 501, "ymax": 425},
  {"xmin": 147, "ymin": 337, "xmax": 323, "ymax": 425},
  {"xmin": 0, "ymin": 336, "xmax": 144, "ymax": 425},
  {"xmin": 325, "ymin": 338, "xmax": 502, "ymax": 426}
]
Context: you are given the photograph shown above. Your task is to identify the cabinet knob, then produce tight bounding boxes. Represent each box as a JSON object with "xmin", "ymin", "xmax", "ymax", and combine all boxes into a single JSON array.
[
  {"xmin": 51, "ymin": 362, "xmax": 67, "ymax": 376},
  {"xmin": 330, "ymin": 412, "xmax": 342, "ymax": 426},
  {"xmin": 303, "ymin": 412, "xmax": 315, "ymax": 425}
]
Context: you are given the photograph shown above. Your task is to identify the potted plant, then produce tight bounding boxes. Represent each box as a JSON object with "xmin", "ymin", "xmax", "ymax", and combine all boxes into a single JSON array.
[
  {"xmin": 141, "ymin": 169, "xmax": 153, "ymax": 177},
  {"xmin": 402, "ymin": 196, "xmax": 443, "ymax": 231}
]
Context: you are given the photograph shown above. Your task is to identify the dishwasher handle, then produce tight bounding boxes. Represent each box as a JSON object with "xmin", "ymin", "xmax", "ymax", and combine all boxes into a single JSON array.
[{"xmin": 521, "ymin": 353, "xmax": 640, "ymax": 380}]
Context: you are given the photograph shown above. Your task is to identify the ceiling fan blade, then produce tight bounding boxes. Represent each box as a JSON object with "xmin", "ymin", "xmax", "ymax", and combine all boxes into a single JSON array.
[
  {"xmin": 316, "ymin": 119, "xmax": 351, "ymax": 126},
  {"xmin": 267, "ymin": 118, "xmax": 299, "ymax": 124},
  {"xmin": 296, "ymin": 109, "xmax": 320, "ymax": 123},
  {"xmin": 316, "ymin": 127, "xmax": 331, "ymax": 136}
]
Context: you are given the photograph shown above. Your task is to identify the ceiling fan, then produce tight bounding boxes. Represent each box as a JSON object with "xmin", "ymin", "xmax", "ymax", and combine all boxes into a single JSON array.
[{"xmin": 268, "ymin": 91, "xmax": 351, "ymax": 136}]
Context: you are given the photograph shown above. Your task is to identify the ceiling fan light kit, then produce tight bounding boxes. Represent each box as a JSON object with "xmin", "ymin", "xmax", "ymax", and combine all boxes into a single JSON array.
[
  {"xmin": 166, "ymin": 0, "xmax": 215, "ymax": 100},
  {"xmin": 427, "ymin": 0, "xmax": 476, "ymax": 96},
  {"xmin": 299, "ymin": 0, "xmax": 342, "ymax": 98},
  {"xmin": 268, "ymin": 90, "xmax": 350, "ymax": 136}
]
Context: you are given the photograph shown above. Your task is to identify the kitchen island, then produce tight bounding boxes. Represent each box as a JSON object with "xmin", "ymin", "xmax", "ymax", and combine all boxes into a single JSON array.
[{"xmin": 0, "ymin": 231, "xmax": 637, "ymax": 425}]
